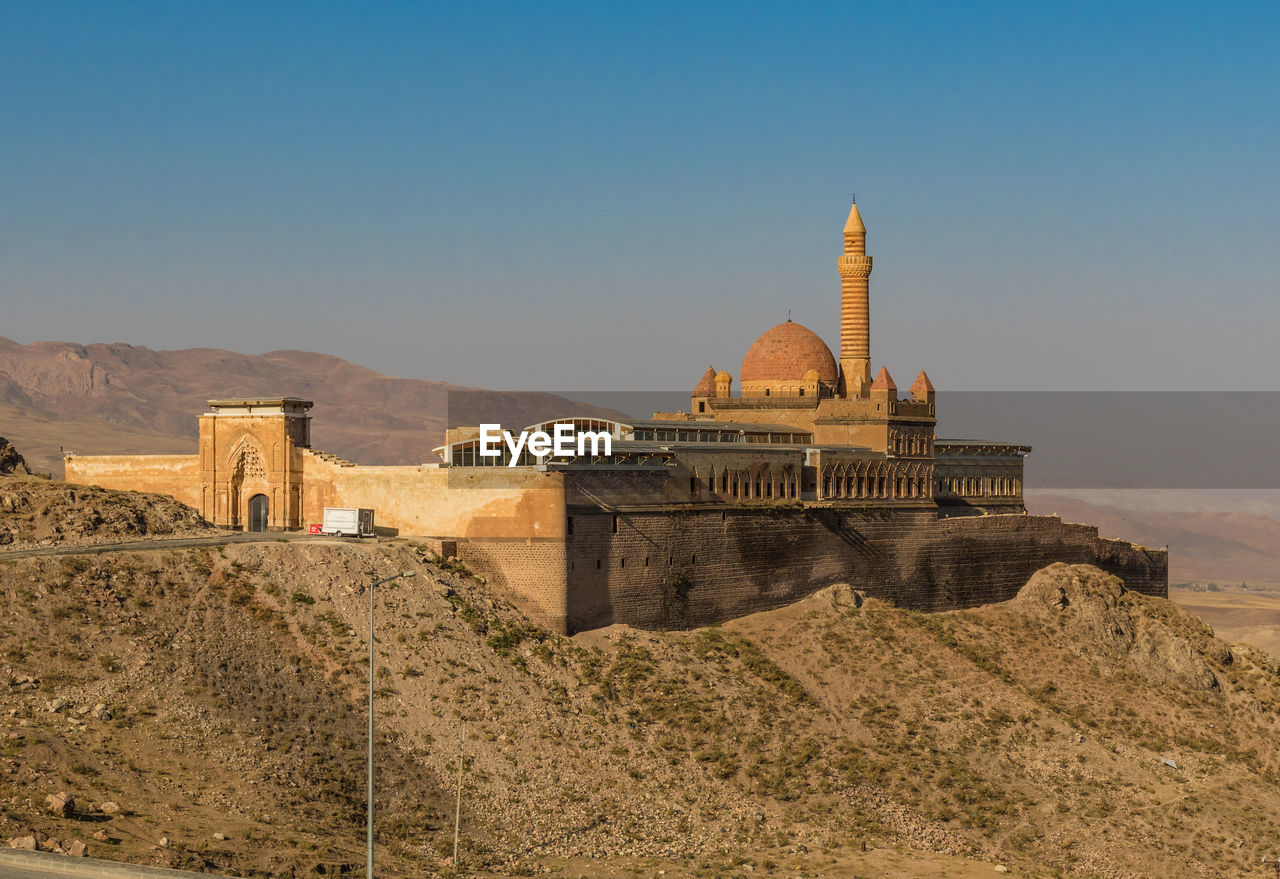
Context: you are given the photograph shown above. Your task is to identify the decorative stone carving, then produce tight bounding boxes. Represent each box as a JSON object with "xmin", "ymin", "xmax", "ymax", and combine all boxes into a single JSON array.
[{"xmin": 233, "ymin": 445, "xmax": 267, "ymax": 480}]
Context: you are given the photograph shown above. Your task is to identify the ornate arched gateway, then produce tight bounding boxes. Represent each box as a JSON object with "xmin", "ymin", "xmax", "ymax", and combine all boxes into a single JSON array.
[{"xmin": 197, "ymin": 398, "xmax": 311, "ymax": 531}]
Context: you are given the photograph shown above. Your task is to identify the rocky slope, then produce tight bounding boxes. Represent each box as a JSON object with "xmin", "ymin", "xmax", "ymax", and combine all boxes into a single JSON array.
[
  {"xmin": 3, "ymin": 481, "xmax": 1280, "ymax": 877},
  {"xmin": 0, "ymin": 448, "xmax": 215, "ymax": 548},
  {"xmin": 0, "ymin": 438, "xmax": 29, "ymax": 476}
]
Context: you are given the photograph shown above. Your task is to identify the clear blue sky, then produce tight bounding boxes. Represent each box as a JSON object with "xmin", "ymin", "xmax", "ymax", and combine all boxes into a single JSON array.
[{"xmin": 2, "ymin": 1, "xmax": 1277, "ymax": 391}]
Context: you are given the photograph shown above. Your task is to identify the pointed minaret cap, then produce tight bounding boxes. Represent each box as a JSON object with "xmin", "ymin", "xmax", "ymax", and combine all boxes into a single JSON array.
[
  {"xmin": 870, "ymin": 366, "xmax": 896, "ymax": 390},
  {"xmin": 910, "ymin": 370, "xmax": 934, "ymax": 396},
  {"xmin": 844, "ymin": 198, "xmax": 866, "ymax": 234},
  {"xmin": 693, "ymin": 365, "xmax": 717, "ymax": 397}
]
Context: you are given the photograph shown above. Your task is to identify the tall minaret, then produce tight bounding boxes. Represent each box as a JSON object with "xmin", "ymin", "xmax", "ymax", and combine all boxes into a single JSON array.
[{"xmin": 837, "ymin": 197, "xmax": 874, "ymax": 398}]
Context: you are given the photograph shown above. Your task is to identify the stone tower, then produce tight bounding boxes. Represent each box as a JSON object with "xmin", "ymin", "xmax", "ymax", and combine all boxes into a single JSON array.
[{"xmin": 838, "ymin": 198, "xmax": 874, "ymax": 398}]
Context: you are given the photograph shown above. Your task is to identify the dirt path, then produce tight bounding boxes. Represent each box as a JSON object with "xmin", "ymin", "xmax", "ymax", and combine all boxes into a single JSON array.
[{"xmin": 0, "ymin": 532, "xmax": 367, "ymax": 561}]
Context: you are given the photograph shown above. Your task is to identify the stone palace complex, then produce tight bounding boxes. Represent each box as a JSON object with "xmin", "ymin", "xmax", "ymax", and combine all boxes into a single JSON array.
[{"xmin": 66, "ymin": 199, "xmax": 1167, "ymax": 633}]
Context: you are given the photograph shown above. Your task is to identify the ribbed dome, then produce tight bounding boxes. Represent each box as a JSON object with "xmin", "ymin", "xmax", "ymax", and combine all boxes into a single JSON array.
[{"xmin": 740, "ymin": 321, "xmax": 838, "ymax": 383}]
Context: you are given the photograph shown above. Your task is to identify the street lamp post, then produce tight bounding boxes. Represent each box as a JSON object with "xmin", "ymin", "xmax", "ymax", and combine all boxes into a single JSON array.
[{"xmin": 368, "ymin": 569, "xmax": 416, "ymax": 879}]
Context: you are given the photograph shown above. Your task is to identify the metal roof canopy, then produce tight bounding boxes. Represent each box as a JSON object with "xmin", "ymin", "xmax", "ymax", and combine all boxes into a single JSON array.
[{"xmin": 628, "ymin": 419, "xmax": 814, "ymax": 435}]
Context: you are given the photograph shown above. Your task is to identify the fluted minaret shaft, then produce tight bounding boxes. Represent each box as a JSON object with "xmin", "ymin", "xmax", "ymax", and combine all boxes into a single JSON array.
[{"xmin": 838, "ymin": 200, "xmax": 873, "ymax": 398}]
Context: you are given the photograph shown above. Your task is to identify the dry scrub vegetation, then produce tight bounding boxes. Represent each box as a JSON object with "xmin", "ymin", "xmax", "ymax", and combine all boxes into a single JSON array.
[
  {"xmin": 0, "ymin": 472, "xmax": 215, "ymax": 548},
  {"xmin": 2, "ymin": 483, "xmax": 1280, "ymax": 877}
]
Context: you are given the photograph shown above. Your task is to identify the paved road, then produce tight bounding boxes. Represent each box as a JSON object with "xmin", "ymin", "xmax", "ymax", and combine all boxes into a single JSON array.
[
  {"xmin": 0, "ymin": 849, "xmax": 219, "ymax": 879},
  {"xmin": 0, "ymin": 532, "xmax": 376, "ymax": 561}
]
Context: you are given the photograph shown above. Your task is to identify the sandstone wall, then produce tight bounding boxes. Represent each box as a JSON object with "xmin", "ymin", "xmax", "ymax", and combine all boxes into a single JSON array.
[
  {"xmin": 458, "ymin": 538, "xmax": 569, "ymax": 632},
  {"xmin": 299, "ymin": 454, "xmax": 567, "ymax": 540},
  {"xmin": 64, "ymin": 455, "xmax": 202, "ymax": 510},
  {"xmin": 297, "ymin": 456, "xmax": 573, "ymax": 629},
  {"xmin": 561, "ymin": 508, "xmax": 1167, "ymax": 633}
]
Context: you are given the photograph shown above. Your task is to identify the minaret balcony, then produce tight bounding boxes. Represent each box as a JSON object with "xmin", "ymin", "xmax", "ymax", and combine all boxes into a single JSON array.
[{"xmin": 838, "ymin": 254, "xmax": 873, "ymax": 277}]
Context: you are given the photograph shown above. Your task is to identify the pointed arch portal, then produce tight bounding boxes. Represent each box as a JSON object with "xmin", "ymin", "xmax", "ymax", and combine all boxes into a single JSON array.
[{"xmin": 248, "ymin": 494, "xmax": 269, "ymax": 532}]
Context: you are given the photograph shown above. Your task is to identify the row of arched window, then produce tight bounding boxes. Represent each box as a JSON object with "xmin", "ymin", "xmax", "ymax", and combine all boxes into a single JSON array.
[
  {"xmin": 889, "ymin": 430, "xmax": 933, "ymax": 457},
  {"xmin": 937, "ymin": 476, "xmax": 1021, "ymax": 497},
  {"xmin": 822, "ymin": 469, "xmax": 930, "ymax": 499},
  {"xmin": 688, "ymin": 462, "xmax": 943, "ymax": 501},
  {"xmin": 697, "ymin": 467, "xmax": 800, "ymax": 500}
]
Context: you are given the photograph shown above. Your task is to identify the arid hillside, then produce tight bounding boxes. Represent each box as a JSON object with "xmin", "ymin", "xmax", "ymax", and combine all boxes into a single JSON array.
[
  {"xmin": 1172, "ymin": 588, "xmax": 1280, "ymax": 664},
  {"xmin": 0, "ymin": 475, "xmax": 216, "ymax": 551},
  {"xmin": 4, "ymin": 475, "xmax": 1280, "ymax": 877},
  {"xmin": 0, "ymin": 337, "xmax": 624, "ymax": 475}
]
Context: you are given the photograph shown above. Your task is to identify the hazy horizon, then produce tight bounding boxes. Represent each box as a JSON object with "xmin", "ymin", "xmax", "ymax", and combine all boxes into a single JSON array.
[{"xmin": 4, "ymin": 2, "xmax": 1278, "ymax": 391}]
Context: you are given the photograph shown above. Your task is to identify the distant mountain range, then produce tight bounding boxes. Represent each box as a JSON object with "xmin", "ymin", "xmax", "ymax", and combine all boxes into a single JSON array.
[{"xmin": 0, "ymin": 337, "xmax": 623, "ymax": 475}]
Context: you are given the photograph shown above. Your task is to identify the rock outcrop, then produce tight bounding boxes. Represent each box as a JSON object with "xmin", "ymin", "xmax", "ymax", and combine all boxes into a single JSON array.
[
  {"xmin": 0, "ymin": 437, "xmax": 29, "ymax": 475},
  {"xmin": 1013, "ymin": 562, "xmax": 1225, "ymax": 691}
]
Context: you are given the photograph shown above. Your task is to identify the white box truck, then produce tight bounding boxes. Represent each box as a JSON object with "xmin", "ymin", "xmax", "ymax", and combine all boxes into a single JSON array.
[{"xmin": 321, "ymin": 507, "xmax": 375, "ymax": 538}]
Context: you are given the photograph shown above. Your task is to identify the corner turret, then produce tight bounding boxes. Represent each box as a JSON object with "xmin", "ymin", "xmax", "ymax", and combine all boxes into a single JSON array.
[
  {"xmin": 910, "ymin": 370, "xmax": 935, "ymax": 404},
  {"xmin": 691, "ymin": 365, "xmax": 717, "ymax": 414},
  {"xmin": 869, "ymin": 366, "xmax": 896, "ymax": 411},
  {"xmin": 714, "ymin": 371, "xmax": 733, "ymax": 398}
]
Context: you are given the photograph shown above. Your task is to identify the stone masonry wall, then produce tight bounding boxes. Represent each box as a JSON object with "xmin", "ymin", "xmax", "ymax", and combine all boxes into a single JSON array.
[
  {"xmin": 458, "ymin": 538, "xmax": 569, "ymax": 633},
  {"xmin": 300, "ymin": 453, "xmax": 567, "ymax": 541},
  {"xmin": 560, "ymin": 507, "xmax": 1167, "ymax": 633},
  {"xmin": 64, "ymin": 455, "xmax": 203, "ymax": 510}
]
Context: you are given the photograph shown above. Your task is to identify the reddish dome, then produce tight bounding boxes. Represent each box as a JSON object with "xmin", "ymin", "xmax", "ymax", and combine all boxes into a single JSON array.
[{"xmin": 740, "ymin": 320, "xmax": 838, "ymax": 383}]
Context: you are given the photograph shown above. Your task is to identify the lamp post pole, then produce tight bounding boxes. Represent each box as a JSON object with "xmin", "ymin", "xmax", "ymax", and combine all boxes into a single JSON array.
[{"xmin": 368, "ymin": 569, "xmax": 416, "ymax": 879}]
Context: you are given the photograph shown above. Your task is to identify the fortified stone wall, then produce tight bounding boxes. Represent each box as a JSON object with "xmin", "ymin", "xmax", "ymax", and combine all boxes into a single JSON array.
[
  {"xmin": 64, "ymin": 455, "xmax": 202, "ymax": 510},
  {"xmin": 457, "ymin": 538, "xmax": 570, "ymax": 633},
  {"xmin": 910, "ymin": 514, "xmax": 1166, "ymax": 606},
  {"xmin": 560, "ymin": 507, "xmax": 1167, "ymax": 633},
  {"xmin": 62, "ymin": 450, "xmax": 1168, "ymax": 639}
]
